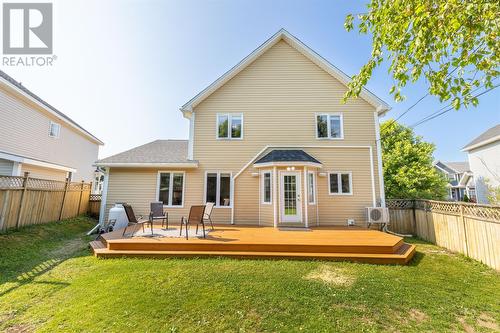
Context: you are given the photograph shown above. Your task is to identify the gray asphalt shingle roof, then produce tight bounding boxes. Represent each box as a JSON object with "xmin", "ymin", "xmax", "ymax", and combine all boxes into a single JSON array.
[
  {"xmin": 97, "ymin": 140, "xmax": 190, "ymax": 164},
  {"xmin": 255, "ymin": 150, "xmax": 321, "ymax": 164},
  {"xmin": 444, "ymin": 162, "xmax": 471, "ymax": 173},
  {"xmin": 463, "ymin": 124, "xmax": 500, "ymax": 151}
]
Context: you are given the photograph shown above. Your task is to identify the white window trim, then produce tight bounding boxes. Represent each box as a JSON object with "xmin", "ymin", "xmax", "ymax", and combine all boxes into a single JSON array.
[
  {"xmin": 261, "ymin": 170, "xmax": 272, "ymax": 205},
  {"xmin": 49, "ymin": 121, "xmax": 61, "ymax": 138},
  {"xmin": 328, "ymin": 171, "xmax": 353, "ymax": 196},
  {"xmin": 204, "ymin": 171, "xmax": 233, "ymax": 208},
  {"xmin": 216, "ymin": 113, "xmax": 244, "ymax": 140},
  {"xmin": 307, "ymin": 171, "xmax": 316, "ymax": 204},
  {"xmin": 315, "ymin": 113, "xmax": 344, "ymax": 140},
  {"xmin": 156, "ymin": 171, "xmax": 186, "ymax": 208}
]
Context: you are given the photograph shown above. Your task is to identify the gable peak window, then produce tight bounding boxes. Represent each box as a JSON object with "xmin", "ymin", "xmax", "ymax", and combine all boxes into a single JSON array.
[
  {"xmin": 49, "ymin": 121, "xmax": 61, "ymax": 138},
  {"xmin": 316, "ymin": 114, "xmax": 343, "ymax": 139},
  {"xmin": 217, "ymin": 114, "xmax": 243, "ymax": 139}
]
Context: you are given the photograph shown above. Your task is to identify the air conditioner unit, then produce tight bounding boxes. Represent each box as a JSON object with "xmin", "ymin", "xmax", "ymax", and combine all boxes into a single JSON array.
[{"xmin": 366, "ymin": 207, "xmax": 389, "ymax": 224}]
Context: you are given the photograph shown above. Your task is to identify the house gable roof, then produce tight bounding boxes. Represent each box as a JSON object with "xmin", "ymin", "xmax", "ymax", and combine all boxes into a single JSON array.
[
  {"xmin": 180, "ymin": 29, "xmax": 391, "ymax": 118},
  {"xmin": 434, "ymin": 160, "xmax": 470, "ymax": 174},
  {"xmin": 462, "ymin": 124, "xmax": 500, "ymax": 152},
  {"xmin": 96, "ymin": 140, "xmax": 197, "ymax": 168},
  {"xmin": 0, "ymin": 70, "xmax": 103, "ymax": 145}
]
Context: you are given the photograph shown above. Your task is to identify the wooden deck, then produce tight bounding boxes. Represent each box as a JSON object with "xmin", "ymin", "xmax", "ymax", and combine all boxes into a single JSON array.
[{"xmin": 90, "ymin": 225, "xmax": 416, "ymax": 264}]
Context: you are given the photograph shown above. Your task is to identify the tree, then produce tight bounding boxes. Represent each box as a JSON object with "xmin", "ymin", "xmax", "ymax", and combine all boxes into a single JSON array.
[
  {"xmin": 485, "ymin": 179, "xmax": 500, "ymax": 205},
  {"xmin": 344, "ymin": 1, "xmax": 499, "ymax": 109},
  {"xmin": 381, "ymin": 120, "xmax": 448, "ymax": 199}
]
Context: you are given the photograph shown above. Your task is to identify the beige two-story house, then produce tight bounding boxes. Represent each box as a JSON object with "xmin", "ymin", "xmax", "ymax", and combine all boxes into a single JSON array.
[
  {"xmin": 96, "ymin": 29, "xmax": 390, "ymax": 227},
  {"xmin": 0, "ymin": 71, "xmax": 103, "ymax": 182}
]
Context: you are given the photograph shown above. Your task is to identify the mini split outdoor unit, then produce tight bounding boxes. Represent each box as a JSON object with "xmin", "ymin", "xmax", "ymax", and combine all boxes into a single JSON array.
[{"xmin": 366, "ymin": 207, "xmax": 390, "ymax": 224}]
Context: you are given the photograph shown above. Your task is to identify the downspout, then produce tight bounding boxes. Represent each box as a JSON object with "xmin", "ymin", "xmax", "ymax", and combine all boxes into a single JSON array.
[
  {"xmin": 98, "ymin": 167, "xmax": 110, "ymax": 226},
  {"xmin": 374, "ymin": 111, "xmax": 386, "ymax": 207}
]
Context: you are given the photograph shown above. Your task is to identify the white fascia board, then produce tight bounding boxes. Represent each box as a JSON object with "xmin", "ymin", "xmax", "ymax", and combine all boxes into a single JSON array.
[
  {"xmin": 0, "ymin": 78, "xmax": 104, "ymax": 145},
  {"xmin": 0, "ymin": 150, "xmax": 76, "ymax": 172},
  {"xmin": 94, "ymin": 162, "xmax": 199, "ymax": 168},
  {"xmin": 179, "ymin": 29, "xmax": 391, "ymax": 115},
  {"xmin": 462, "ymin": 135, "xmax": 500, "ymax": 152}
]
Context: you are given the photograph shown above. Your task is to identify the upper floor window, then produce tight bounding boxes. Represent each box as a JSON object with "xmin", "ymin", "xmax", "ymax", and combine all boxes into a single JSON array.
[
  {"xmin": 316, "ymin": 114, "xmax": 343, "ymax": 139},
  {"xmin": 49, "ymin": 121, "xmax": 61, "ymax": 138},
  {"xmin": 157, "ymin": 172, "xmax": 184, "ymax": 207},
  {"xmin": 217, "ymin": 114, "xmax": 243, "ymax": 139}
]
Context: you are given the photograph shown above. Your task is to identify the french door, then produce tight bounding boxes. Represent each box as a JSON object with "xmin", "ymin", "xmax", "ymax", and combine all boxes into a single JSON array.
[{"xmin": 280, "ymin": 171, "xmax": 302, "ymax": 223}]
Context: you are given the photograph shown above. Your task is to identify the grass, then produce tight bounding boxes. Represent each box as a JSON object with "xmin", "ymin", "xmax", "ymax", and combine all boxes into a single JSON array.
[{"xmin": 0, "ymin": 217, "xmax": 499, "ymax": 332}]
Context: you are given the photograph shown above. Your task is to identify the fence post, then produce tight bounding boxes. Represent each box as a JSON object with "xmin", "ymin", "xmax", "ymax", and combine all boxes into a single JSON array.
[
  {"xmin": 411, "ymin": 199, "xmax": 417, "ymax": 234},
  {"xmin": 460, "ymin": 203, "xmax": 470, "ymax": 256},
  {"xmin": 15, "ymin": 172, "xmax": 30, "ymax": 229},
  {"xmin": 77, "ymin": 180, "xmax": 85, "ymax": 215},
  {"xmin": 59, "ymin": 177, "xmax": 70, "ymax": 221}
]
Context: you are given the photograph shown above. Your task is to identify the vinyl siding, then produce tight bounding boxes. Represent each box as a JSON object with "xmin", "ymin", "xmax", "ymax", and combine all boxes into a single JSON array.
[
  {"xmin": 467, "ymin": 141, "xmax": 500, "ymax": 204},
  {"xmin": 0, "ymin": 158, "xmax": 13, "ymax": 176},
  {"xmin": 21, "ymin": 164, "xmax": 68, "ymax": 181},
  {"xmin": 103, "ymin": 39, "xmax": 383, "ymax": 226},
  {"xmin": 0, "ymin": 86, "xmax": 99, "ymax": 181}
]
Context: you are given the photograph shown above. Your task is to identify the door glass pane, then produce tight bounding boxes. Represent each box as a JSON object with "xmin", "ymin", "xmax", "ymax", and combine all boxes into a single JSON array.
[
  {"xmin": 231, "ymin": 116, "xmax": 242, "ymax": 138},
  {"xmin": 159, "ymin": 173, "xmax": 170, "ymax": 204},
  {"xmin": 172, "ymin": 173, "xmax": 183, "ymax": 205},
  {"xmin": 217, "ymin": 115, "xmax": 228, "ymax": 138},
  {"xmin": 220, "ymin": 173, "xmax": 231, "ymax": 206},
  {"xmin": 206, "ymin": 173, "xmax": 217, "ymax": 203},
  {"xmin": 317, "ymin": 115, "xmax": 328, "ymax": 138},
  {"xmin": 330, "ymin": 116, "xmax": 342, "ymax": 138},
  {"xmin": 341, "ymin": 173, "xmax": 350, "ymax": 193},
  {"xmin": 263, "ymin": 172, "xmax": 271, "ymax": 203},
  {"xmin": 330, "ymin": 173, "xmax": 339, "ymax": 193},
  {"xmin": 284, "ymin": 175, "xmax": 297, "ymax": 215}
]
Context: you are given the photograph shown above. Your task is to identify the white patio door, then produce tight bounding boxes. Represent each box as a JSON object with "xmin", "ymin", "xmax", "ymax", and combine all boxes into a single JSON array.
[{"xmin": 280, "ymin": 171, "xmax": 302, "ymax": 223}]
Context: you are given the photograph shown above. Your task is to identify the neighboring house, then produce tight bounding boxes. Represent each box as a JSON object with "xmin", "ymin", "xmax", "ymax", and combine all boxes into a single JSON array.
[
  {"xmin": 96, "ymin": 29, "xmax": 390, "ymax": 227},
  {"xmin": 462, "ymin": 124, "xmax": 500, "ymax": 204},
  {"xmin": 434, "ymin": 161, "xmax": 476, "ymax": 201},
  {"xmin": 0, "ymin": 70, "xmax": 103, "ymax": 182}
]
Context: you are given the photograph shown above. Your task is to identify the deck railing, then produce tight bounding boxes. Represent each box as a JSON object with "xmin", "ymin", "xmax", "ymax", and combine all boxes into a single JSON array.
[
  {"xmin": 387, "ymin": 199, "xmax": 500, "ymax": 270},
  {"xmin": 0, "ymin": 174, "xmax": 93, "ymax": 232}
]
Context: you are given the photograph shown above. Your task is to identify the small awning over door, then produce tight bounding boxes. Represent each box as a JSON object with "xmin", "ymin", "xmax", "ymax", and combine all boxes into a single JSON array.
[{"xmin": 253, "ymin": 150, "xmax": 322, "ymax": 168}]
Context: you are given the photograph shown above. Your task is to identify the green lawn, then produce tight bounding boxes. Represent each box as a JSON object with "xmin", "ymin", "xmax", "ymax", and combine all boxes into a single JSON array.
[{"xmin": 0, "ymin": 217, "xmax": 499, "ymax": 333}]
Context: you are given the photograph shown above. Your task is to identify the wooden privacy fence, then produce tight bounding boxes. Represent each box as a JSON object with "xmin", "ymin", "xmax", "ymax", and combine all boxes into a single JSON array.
[
  {"xmin": 0, "ymin": 174, "xmax": 92, "ymax": 232},
  {"xmin": 387, "ymin": 199, "xmax": 500, "ymax": 270}
]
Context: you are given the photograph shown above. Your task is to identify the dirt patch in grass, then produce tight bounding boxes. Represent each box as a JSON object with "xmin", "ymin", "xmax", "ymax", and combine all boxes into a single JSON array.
[
  {"xmin": 304, "ymin": 265, "xmax": 356, "ymax": 287},
  {"xmin": 4, "ymin": 323, "xmax": 34, "ymax": 333},
  {"xmin": 408, "ymin": 309, "xmax": 428, "ymax": 323},
  {"xmin": 48, "ymin": 238, "xmax": 87, "ymax": 258},
  {"xmin": 477, "ymin": 313, "xmax": 498, "ymax": 331}
]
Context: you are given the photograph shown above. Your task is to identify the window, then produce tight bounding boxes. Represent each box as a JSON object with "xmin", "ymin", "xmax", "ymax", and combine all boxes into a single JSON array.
[
  {"xmin": 329, "ymin": 172, "xmax": 352, "ymax": 195},
  {"xmin": 217, "ymin": 114, "xmax": 243, "ymax": 139},
  {"xmin": 205, "ymin": 172, "xmax": 232, "ymax": 207},
  {"xmin": 316, "ymin": 114, "xmax": 343, "ymax": 139},
  {"xmin": 262, "ymin": 171, "xmax": 272, "ymax": 204},
  {"xmin": 157, "ymin": 172, "xmax": 184, "ymax": 206},
  {"xmin": 307, "ymin": 171, "xmax": 316, "ymax": 204},
  {"xmin": 49, "ymin": 121, "xmax": 61, "ymax": 138}
]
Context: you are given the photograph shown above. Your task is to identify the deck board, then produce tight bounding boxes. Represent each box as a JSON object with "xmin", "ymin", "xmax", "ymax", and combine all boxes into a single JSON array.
[{"xmin": 92, "ymin": 225, "xmax": 416, "ymax": 264}]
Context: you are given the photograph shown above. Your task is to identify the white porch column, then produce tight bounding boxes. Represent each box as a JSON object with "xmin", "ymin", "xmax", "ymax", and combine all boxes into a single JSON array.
[
  {"xmin": 273, "ymin": 166, "xmax": 277, "ymax": 227},
  {"xmin": 303, "ymin": 166, "xmax": 308, "ymax": 227}
]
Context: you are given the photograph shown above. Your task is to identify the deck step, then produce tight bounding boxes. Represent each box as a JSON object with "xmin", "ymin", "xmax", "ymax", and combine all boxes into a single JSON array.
[
  {"xmin": 89, "ymin": 239, "xmax": 106, "ymax": 251},
  {"xmin": 92, "ymin": 244, "xmax": 416, "ymax": 265}
]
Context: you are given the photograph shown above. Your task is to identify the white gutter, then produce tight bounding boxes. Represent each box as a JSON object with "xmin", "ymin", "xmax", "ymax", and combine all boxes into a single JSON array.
[
  {"xmin": 0, "ymin": 150, "xmax": 76, "ymax": 173},
  {"xmin": 94, "ymin": 162, "xmax": 199, "ymax": 168},
  {"xmin": 462, "ymin": 135, "xmax": 500, "ymax": 152}
]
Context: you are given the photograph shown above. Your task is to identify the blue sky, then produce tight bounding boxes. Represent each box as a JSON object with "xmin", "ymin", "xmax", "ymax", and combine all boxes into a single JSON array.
[{"xmin": 3, "ymin": 0, "xmax": 499, "ymax": 160}]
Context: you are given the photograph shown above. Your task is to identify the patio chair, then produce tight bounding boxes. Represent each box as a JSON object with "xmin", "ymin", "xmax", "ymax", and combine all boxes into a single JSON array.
[
  {"xmin": 180, "ymin": 205, "xmax": 206, "ymax": 240},
  {"xmin": 203, "ymin": 202, "xmax": 215, "ymax": 230},
  {"xmin": 150, "ymin": 202, "xmax": 169, "ymax": 229},
  {"xmin": 122, "ymin": 204, "xmax": 153, "ymax": 237}
]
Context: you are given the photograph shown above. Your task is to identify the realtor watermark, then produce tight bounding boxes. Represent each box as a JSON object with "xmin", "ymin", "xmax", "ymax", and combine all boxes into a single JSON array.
[{"xmin": 2, "ymin": 3, "xmax": 56, "ymax": 66}]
